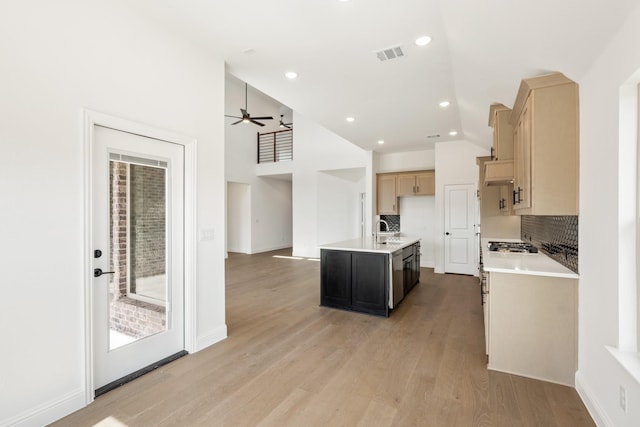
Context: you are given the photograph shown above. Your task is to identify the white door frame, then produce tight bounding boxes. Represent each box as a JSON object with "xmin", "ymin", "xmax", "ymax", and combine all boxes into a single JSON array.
[{"xmin": 83, "ymin": 110, "xmax": 197, "ymax": 405}]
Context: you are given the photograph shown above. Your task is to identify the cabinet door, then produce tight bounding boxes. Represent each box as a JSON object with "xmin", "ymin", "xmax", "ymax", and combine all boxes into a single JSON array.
[
  {"xmin": 320, "ymin": 250, "xmax": 351, "ymax": 309},
  {"xmin": 513, "ymin": 97, "xmax": 532, "ymax": 211},
  {"xmin": 396, "ymin": 174, "xmax": 416, "ymax": 197},
  {"xmin": 499, "ymin": 184, "xmax": 514, "ymax": 215},
  {"xmin": 351, "ymin": 252, "xmax": 388, "ymax": 315},
  {"xmin": 494, "ymin": 109, "xmax": 514, "ymax": 160},
  {"xmin": 377, "ymin": 174, "xmax": 398, "ymax": 214},
  {"xmin": 415, "ymin": 171, "xmax": 435, "ymax": 195}
]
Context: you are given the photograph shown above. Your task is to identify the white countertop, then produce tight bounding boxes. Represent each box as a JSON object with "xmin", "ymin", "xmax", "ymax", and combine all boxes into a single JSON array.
[
  {"xmin": 320, "ymin": 236, "xmax": 421, "ymax": 254},
  {"xmin": 481, "ymin": 238, "xmax": 579, "ymax": 279}
]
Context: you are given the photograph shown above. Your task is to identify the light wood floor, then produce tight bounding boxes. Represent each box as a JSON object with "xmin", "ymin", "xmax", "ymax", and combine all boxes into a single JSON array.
[{"xmin": 54, "ymin": 248, "xmax": 594, "ymax": 426}]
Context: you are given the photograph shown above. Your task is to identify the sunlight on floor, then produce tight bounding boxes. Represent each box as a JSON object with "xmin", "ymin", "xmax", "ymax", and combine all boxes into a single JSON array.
[
  {"xmin": 272, "ymin": 255, "xmax": 304, "ymax": 260},
  {"xmin": 93, "ymin": 416, "xmax": 129, "ymax": 426},
  {"xmin": 272, "ymin": 255, "xmax": 320, "ymax": 261}
]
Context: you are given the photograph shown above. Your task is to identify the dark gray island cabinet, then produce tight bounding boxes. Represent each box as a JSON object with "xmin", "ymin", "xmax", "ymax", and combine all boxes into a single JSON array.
[{"xmin": 320, "ymin": 237, "xmax": 421, "ymax": 317}]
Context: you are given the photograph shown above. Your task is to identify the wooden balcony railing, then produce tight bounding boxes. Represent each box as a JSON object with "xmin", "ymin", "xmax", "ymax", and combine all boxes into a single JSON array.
[{"xmin": 257, "ymin": 129, "xmax": 293, "ymax": 164}]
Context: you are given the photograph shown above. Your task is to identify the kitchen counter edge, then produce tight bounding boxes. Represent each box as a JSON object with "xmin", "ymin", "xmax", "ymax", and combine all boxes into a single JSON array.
[
  {"xmin": 481, "ymin": 237, "xmax": 579, "ymax": 279},
  {"xmin": 320, "ymin": 237, "xmax": 421, "ymax": 254}
]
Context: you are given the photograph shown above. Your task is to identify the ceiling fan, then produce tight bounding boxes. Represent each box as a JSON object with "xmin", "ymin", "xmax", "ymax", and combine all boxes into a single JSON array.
[
  {"xmin": 225, "ymin": 82, "xmax": 273, "ymax": 127},
  {"xmin": 279, "ymin": 115, "xmax": 293, "ymax": 129}
]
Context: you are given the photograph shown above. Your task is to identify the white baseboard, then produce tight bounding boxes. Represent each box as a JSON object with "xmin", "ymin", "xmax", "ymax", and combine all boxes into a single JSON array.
[
  {"xmin": 575, "ymin": 370, "xmax": 612, "ymax": 427},
  {"xmin": 1, "ymin": 389, "xmax": 85, "ymax": 427},
  {"xmin": 195, "ymin": 324, "xmax": 228, "ymax": 352}
]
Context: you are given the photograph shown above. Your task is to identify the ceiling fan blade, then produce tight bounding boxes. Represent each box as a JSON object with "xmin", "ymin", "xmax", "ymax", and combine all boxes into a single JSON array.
[
  {"xmin": 251, "ymin": 116, "xmax": 273, "ymax": 120},
  {"xmin": 225, "ymin": 115, "xmax": 242, "ymax": 119},
  {"xmin": 231, "ymin": 119, "xmax": 244, "ymax": 125},
  {"xmin": 284, "ymin": 124, "xmax": 292, "ymax": 129},
  {"xmin": 250, "ymin": 119, "xmax": 266, "ymax": 126}
]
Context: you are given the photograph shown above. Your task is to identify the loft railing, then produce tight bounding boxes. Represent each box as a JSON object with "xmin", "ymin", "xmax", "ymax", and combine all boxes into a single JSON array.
[{"xmin": 257, "ymin": 129, "xmax": 293, "ymax": 164}]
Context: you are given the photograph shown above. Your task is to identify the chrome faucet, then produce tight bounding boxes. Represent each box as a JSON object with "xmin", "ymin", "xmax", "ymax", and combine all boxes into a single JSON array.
[{"xmin": 374, "ymin": 219, "xmax": 390, "ymax": 243}]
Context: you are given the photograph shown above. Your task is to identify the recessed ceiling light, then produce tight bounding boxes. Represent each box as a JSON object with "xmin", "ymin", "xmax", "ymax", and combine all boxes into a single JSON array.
[
  {"xmin": 346, "ymin": 117, "xmax": 355, "ymax": 122},
  {"xmin": 415, "ymin": 36, "xmax": 432, "ymax": 46},
  {"xmin": 378, "ymin": 140, "xmax": 385, "ymax": 145},
  {"xmin": 439, "ymin": 101, "xmax": 451, "ymax": 107},
  {"xmin": 285, "ymin": 71, "xmax": 298, "ymax": 79},
  {"xmin": 449, "ymin": 131, "xmax": 458, "ymax": 136}
]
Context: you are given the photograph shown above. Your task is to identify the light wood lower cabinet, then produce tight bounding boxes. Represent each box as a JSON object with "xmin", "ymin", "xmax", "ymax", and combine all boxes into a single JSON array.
[{"xmin": 486, "ymin": 271, "xmax": 577, "ymax": 386}]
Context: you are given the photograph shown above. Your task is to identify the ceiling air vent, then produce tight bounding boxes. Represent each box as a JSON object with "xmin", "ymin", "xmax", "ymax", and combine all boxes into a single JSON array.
[{"xmin": 376, "ymin": 46, "xmax": 405, "ymax": 62}]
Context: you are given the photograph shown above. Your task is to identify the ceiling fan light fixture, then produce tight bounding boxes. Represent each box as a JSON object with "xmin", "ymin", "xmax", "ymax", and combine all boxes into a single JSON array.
[
  {"xmin": 415, "ymin": 36, "xmax": 432, "ymax": 46},
  {"xmin": 285, "ymin": 71, "xmax": 298, "ymax": 79}
]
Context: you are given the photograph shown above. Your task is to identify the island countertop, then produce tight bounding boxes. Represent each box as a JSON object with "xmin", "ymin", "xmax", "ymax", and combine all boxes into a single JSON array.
[{"xmin": 320, "ymin": 236, "xmax": 421, "ymax": 254}]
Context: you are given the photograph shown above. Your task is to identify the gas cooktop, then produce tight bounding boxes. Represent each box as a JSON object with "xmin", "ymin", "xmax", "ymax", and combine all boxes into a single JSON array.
[{"xmin": 488, "ymin": 241, "xmax": 539, "ymax": 254}]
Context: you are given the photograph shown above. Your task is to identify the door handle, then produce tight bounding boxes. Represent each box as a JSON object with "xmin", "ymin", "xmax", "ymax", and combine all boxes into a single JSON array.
[
  {"xmin": 445, "ymin": 232, "xmax": 451, "ymax": 236},
  {"xmin": 94, "ymin": 268, "xmax": 115, "ymax": 277}
]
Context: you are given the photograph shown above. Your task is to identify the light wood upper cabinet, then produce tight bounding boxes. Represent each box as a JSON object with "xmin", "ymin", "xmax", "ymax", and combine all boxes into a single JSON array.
[
  {"xmin": 377, "ymin": 174, "xmax": 398, "ymax": 214},
  {"xmin": 510, "ymin": 73, "xmax": 579, "ymax": 215},
  {"xmin": 415, "ymin": 171, "xmax": 435, "ymax": 196},
  {"xmin": 377, "ymin": 170, "xmax": 435, "ymax": 214},
  {"xmin": 397, "ymin": 170, "xmax": 435, "ymax": 196},
  {"xmin": 499, "ymin": 183, "xmax": 515, "ymax": 215},
  {"xmin": 396, "ymin": 174, "xmax": 417, "ymax": 197},
  {"xmin": 489, "ymin": 104, "xmax": 514, "ymax": 160},
  {"xmin": 484, "ymin": 105, "xmax": 515, "ymax": 186}
]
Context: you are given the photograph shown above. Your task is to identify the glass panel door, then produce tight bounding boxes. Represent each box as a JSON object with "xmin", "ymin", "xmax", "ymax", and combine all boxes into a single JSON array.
[{"xmin": 108, "ymin": 157, "xmax": 168, "ymax": 350}]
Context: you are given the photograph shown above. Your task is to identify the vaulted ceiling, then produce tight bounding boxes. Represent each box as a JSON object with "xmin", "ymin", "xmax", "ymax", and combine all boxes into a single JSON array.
[{"xmin": 126, "ymin": 0, "xmax": 638, "ymax": 153}]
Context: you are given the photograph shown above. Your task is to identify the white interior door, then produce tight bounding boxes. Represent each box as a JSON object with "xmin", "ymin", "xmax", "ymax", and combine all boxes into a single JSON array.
[
  {"xmin": 444, "ymin": 184, "xmax": 477, "ymax": 275},
  {"xmin": 92, "ymin": 125, "xmax": 184, "ymax": 393}
]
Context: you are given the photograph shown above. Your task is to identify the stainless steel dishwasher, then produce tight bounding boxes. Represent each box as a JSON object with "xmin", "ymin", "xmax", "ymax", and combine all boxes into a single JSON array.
[{"xmin": 391, "ymin": 249, "xmax": 404, "ymax": 308}]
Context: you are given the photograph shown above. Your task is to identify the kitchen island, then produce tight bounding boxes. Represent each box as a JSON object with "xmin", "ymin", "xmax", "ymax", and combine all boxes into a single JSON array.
[{"xmin": 319, "ymin": 236, "xmax": 420, "ymax": 317}]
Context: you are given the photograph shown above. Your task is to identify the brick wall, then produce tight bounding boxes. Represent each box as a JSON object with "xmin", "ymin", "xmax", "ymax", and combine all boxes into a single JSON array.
[
  {"xmin": 108, "ymin": 161, "xmax": 166, "ymax": 339},
  {"xmin": 129, "ymin": 164, "xmax": 166, "ymax": 291}
]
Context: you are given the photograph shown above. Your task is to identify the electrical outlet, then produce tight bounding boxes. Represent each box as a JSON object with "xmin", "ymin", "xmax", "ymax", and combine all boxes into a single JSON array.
[{"xmin": 620, "ymin": 386, "xmax": 627, "ymax": 412}]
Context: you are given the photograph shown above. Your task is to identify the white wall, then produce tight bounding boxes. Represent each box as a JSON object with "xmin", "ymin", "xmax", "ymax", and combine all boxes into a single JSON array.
[
  {"xmin": 292, "ymin": 112, "xmax": 371, "ymax": 258},
  {"xmin": 576, "ymin": 2, "xmax": 640, "ymax": 425},
  {"xmin": 434, "ymin": 140, "xmax": 488, "ymax": 273},
  {"xmin": 225, "ymin": 75, "xmax": 293, "ymax": 254},
  {"xmin": 227, "ymin": 182, "xmax": 251, "ymax": 253},
  {"xmin": 378, "ymin": 149, "xmax": 436, "ymax": 172},
  {"xmin": 0, "ymin": 2, "xmax": 227, "ymax": 425},
  {"xmin": 252, "ymin": 177, "xmax": 293, "ymax": 253},
  {"xmin": 400, "ymin": 196, "xmax": 437, "ymax": 267},
  {"xmin": 317, "ymin": 170, "xmax": 366, "ymax": 246}
]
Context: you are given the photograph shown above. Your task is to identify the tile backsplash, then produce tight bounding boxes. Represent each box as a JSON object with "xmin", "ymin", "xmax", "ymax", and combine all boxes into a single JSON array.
[
  {"xmin": 521, "ymin": 215, "xmax": 578, "ymax": 273},
  {"xmin": 380, "ymin": 215, "xmax": 400, "ymax": 232}
]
